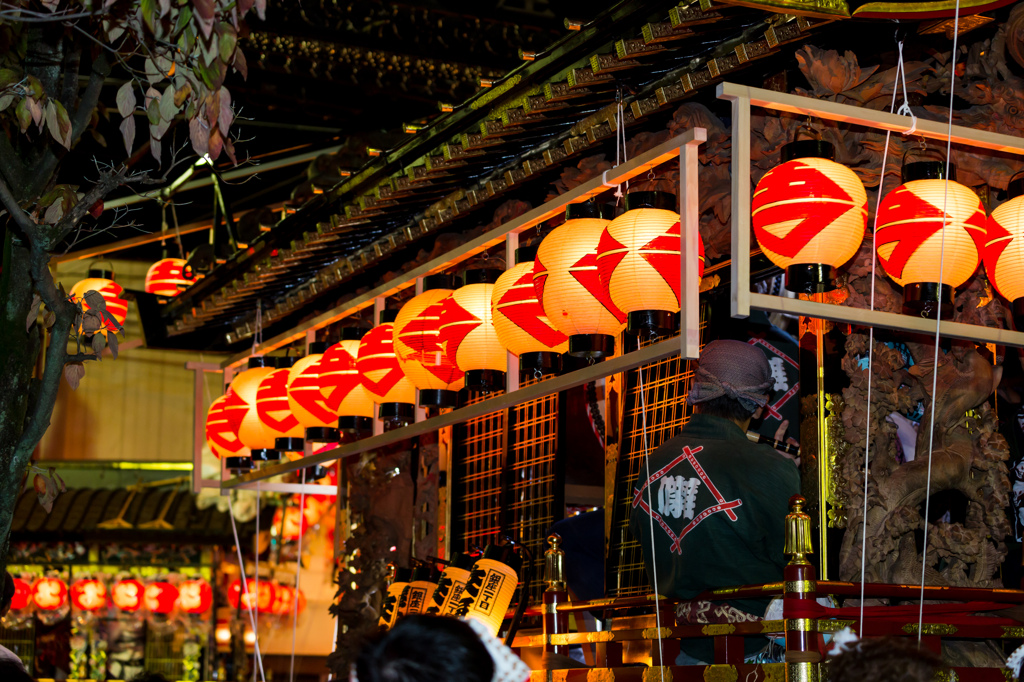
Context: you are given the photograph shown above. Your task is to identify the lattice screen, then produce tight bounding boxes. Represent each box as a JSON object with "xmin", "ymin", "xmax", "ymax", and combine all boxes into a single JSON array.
[
  {"xmin": 607, "ymin": 313, "xmax": 707, "ymax": 598},
  {"xmin": 452, "ymin": 379, "xmax": 561, "ymax": 605}
]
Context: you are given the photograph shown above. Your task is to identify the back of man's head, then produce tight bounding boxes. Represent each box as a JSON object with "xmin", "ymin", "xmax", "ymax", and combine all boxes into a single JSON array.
[
  {"xmin": 0, "ymin": 659, "xmax": 34, "ymax": 682},
  {"xmin": 830, "ymin": 637, "xmax": 940, "ymax": 682},
  {"xmin": 688, "ymin": 340, "xmax": 774, "ymax": 420}
]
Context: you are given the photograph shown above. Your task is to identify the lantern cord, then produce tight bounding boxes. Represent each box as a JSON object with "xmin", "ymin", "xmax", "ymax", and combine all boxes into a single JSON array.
[
  {"xmin": 636, "ymin": 362, "xmax": 666, "ymax": 680},
  {"xmin": 227, "ymin": 492, "xmax": 267, "ymax": 682},
  {"xmin": 859, "ymin": 32, "xmax": 905, "ymax": 630},
  {"xmin": 254, "ymin": 480, "xmax": 261, "ymax": 682},
  {"xmin": 170, "ymin": 200, "xmax": 185, "ymax": 260},
  {"xmin": 918, "ymin": 0, "xmax": 961, "ymax": 644},
  {"xmin": 252, "ymin": 301, "xmax": 263, "ymax": 356},
  {"xmin": 894, "ymin": 40, "xmax": 918, "ymax": 136},
  {"xmin": 290, "ymin": 468, "xmax": 307, "ymax": 682}
]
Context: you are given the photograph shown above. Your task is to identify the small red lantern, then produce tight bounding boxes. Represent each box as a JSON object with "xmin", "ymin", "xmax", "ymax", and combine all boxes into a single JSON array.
[
  {"xmin": 271, "ymin": 584, "xmax": 306, "ymax": 615},
  {"xmin": 357, "ymin": 310, "xmax": 416, "ymax": 425},
  {"xmin": 111, "ymin": 578, "xmax": 144, "ymax": 612},
  {"xmin": 179, "ymin": 579, "xmax": 213, "ymax": 615},
  {"xmin": 205, "ymin": 393, "xmax": 248, "ymax": 461},
  {"xmin": 319, "ymin": 331, "xmax": 375, "ymax": 431},
  {"xmin": 984, "ymin": 174, "xmax": 1024, "ymax": 327},
  {"xmin": 69, "ymin": 267, "xmax": 128, "ymax": 336},
  {"xmin": 10, "ymin": 578, "xmax": 31, "ymax": 611},
  {"xmin": 70, "ymin": 578, "xmax": 107, "ymax": 612},
  {"xmin": 31, "ymin": 576, "xmax": 68, "ymax": 611},
  {"xmin": 232, "ymin": 357, "xmax": 278, "ymax": 467},
  {"xmin": 752, "ymin": 141, "xmax": 867, "ymax": 293},
  {"xmin": 256, "ymin": 365, "xmax": 304, "ymax": 452},
  {"xmin": 438, "ymin": 269, "xmax": 507, "ymax": 393},
  {"xmin": 144, "ymin": 258, "xmax": 193, "ymax": 297},
  {"xmin": 287, "ymin": 343, "xmax": 342, "ymax": 443},
  {"xmin": 144, "ymin": 581, "xmax": 179, "ymax": 614},
  {"xmin": 228, "ymin": 578, "xmax": 276, "ymax": 613}
]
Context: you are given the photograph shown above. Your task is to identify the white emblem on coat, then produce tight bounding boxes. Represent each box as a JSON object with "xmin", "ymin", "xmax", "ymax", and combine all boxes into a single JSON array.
[
  {"xmin": 658, "ymin": 476, "xmax": 701, "ymax": 520},
  {"xmin": 769, "ymin": 356, "xmax": 789, "ymax": 391}
]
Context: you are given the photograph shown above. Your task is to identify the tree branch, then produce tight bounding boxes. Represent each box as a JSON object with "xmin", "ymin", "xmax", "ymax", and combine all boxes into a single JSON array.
[{"xmin": 0, "ymin": 171, "xmax": 36, "ymax": 234}]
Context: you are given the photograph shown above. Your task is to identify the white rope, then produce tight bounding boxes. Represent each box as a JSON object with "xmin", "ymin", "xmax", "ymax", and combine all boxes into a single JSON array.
[
  {"xmin": 254, "ymin": 480, "xmax": 261, "ymax": 682},
  {"xmin": 859, "ymin": 36, "xmax": 905, "ymax": 629},
  {"xmin": 895, "ymin": 40, "xmax": 919, "ymax": 136},
  {"xmin": 637, "ymin": 361, "xmax": 666, "ymax": 678},
  {"xmin": 227, "ymin": 493, "xmax": 267, "ymax": 682},
  {"xmin": 290, "ymin": 468, "xmax": 307, "ymax": 682},
  {"xmin": 919, "ymin": 0, "xmax": 961, "ymax": 643}
]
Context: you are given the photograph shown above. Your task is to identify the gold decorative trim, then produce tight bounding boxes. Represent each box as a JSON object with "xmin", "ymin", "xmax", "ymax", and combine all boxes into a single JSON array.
[
  {"xmin": 588, "ymin": 670, "xmax": 616, "ymax": 682},
  {"xmin": 703, "ymin": 665, "xmax": 738, "ymax": 682},
  {"xmin": 1002, "ymin": 626, "xmax": 1024, "ymax": 638},
  {"xmin": 470, "ymin": 75, "xmax": 521, "ymax": 110},
  {"xmin": 762, "ymin": 582, "xmax": 785, "ymax": 592},
  {"xmin": 761, "ymin": 619, "xmax": 785, "ymax": 633},
  {"xmin": 785, "ymin": 580, "xmax": 817, "ymax": 594},
  {"xmin": 788, "ymin": 618, "xmax": 818, "ymax": 632},
  {"xmin": 933, "ymin": 669, "xmax": 959, "ymax": 682},
  {"xmin": 818, "ymin": 620, "xmax": 855, "ymax": 633},
  {"xmin": 642, "ymin": 627, "xmax": 674, "ymax": 639},
  {"xmin": 787, "ymin": 662, "xmax": 819, "ymax": 682},
  {"xmin": 902, "ymin": 623, "xmax": 958, "ymax": 636},
  {"xmin": 645, "ymin": 668, "xmax": 673, "ymax": 682},
  {"xmin": 714, "ymin": 0, "xmax": 849, "ymax": 19},
  {"xmin": 763, "ymin": 663, "xmax": 785, "ymax": 682},
  {"xmin": 702, "ymin": 624, "xmax": 737, "ymax": 635}
]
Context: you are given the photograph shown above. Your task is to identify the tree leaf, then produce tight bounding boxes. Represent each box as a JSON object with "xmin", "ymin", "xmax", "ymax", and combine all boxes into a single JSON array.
[
  {"xmin": 43, "ymin": 310, "xmax": 56, "ymax": 329},
  {"xmin": 63, "ymin": 362, "xmax": 85, "ymax": 391},
  {"xmin": 44, "ymin": 101, "xmax": 61, "ymax": 146},
  {"xmin": 81, "ymin": 312, "xmax": 102, "ymax": 334},
  {"xmin": 108, "ymin": 332, "xmax": 119, "ymax": 360},
  {"xmin": 15, "ymin": 98, "xmax": 30, "ymax": 132},
  {"xmin": 53, "ymin": 100, "xmax": 72, "ymax": 149},
  {"xmin": 43, "ymin": 199, "xmax": 63, "ymax": 224},
  {"xmin": 34, "ymin": 474, "xmax": 55, "ymax": 513},
  {"xmin": 232, "ymin": 48, "xmax": 248, "ymax": 80},
  {"xmin": 151, "ymin": 134, "xmax": 162, "ymax": 164},
  {"xmin": 147, "ymin": 98, "xmax": 161, "ymax": 126},
  {"xmin": 208, "ymin": 126, "xmax": 223, "ymax": 160},
  {"xmin": 84, "ymin": 290, "xmax": 108, "ymax": 312},
  {"xmin": 119, "ymin": 115, "xmax": 135, "ymax": 155},
  {"xmin": 26, "ymin": 294, "xmax": 41, "ymax": 331},
  {"xmin": 255, "ymin": 0, "xmax": 266, "ymax": 21},
  {"xmin": 158, "ymin": 0, "xmax": 171, "ymax": 18},
  {"xmin": 145, "ymin": 59, "xmax": 162, "ymax": 84},
  {"xmin": 194, "ymin": 0, "xmax": 215, "ymax": 20},
  {"xmin": 189, "ymin": 116, "xmax": 209, "ymax": 156},
  {"xmin": 151, "ymin": 116, "xmax": 170, "ymax": 141},
  {"xmin": 159, "ymin": 84, "xmax": 177, "ymax": 122},
  {"xmin": 218, "ymin": 87, "xmax": 232, "ymax": 135},
  {"xmin": 218, "ymin": 23, "xmax": 237, "ymax": 63},
  {"xmin": 173, "ymin": 5, "xmax": 193, "ymax": 36},
  {"xmin": 173, "ymin": 81, "xmax": 192, "ymax": 107},
  {"xmin": 0, "ymin": 94, "xmax": 14, "ymax": 112},
  {"xmin": 26, "ymin": 97, "xmax": 42, "ymax": 127},
  {"xmin": 91, "ymin": 333, "xmax": 106, "ymax": 358},
  {"xmin": 116, "ymin": 81, "xmax": 136, "ymax": 118},
  {"xmin": 0, "ymin": 68, "xmax": 19, "ymax": 87},
  {"xmin": 51, "ymin": 468, "xmax": 66, "ymax": 493}
]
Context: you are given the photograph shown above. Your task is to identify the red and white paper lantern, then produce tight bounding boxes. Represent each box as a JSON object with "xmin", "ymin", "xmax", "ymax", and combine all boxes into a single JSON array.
[
  {"xmin": 439, "ymin": 270, "xmax": 506, "ymax": 392},
  {"xmin": 319, "ymin": 331, "xmax": 375, "ymax": 431},
  {"xmin": 357, "ymin": 310, "xmax": 416, "ymax": 424},
  {"xmin": 394, "ymin": 275, "xmax": 465, "ymax": 407}
]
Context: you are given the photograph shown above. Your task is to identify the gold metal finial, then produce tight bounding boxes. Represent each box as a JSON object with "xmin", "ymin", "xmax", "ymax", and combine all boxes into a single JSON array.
[
  {"xmin": 438, "ymin": 102, "xmax": 454, "ymax": 113},
  {"xmin": 385, "ymin": 562, "xmax": 397, "ymax": 585},
  {"xmin": 519, "ymin": 49, "xmax": 537, "ymax": 61},
  {"xmin": 544, "ymin": 533, "xmax": 566, "ymax": 592},
  {"xmin": 479, "ymin": 77, "xmax": 496, "ymax": 88},
  {"xmin": 564, "ymin": 18, "xmax": 583, "ymax": 30},
  {"xmin": 784, "ymin": 495, "xmax": 814, "ymax": 566}
]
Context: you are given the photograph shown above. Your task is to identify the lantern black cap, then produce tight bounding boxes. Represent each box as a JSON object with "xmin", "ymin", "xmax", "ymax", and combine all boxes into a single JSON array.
[
  {"xmin": 482, "ymin": 544, "xmax": 522, "ymax": 573},
  {"xmin": 340, "ymin": 327, "xmax": 369, "ymax": 341},
  {"xmin": 565, "ymin": 203, "xmax": 614, "ymax": 221},
  {"xmin": 308, "ymin": 341, "xmax": 329, "ymax": 355},
  {"xmin": 393, "ymin": 567, "xmax": 412, "ymax": 583},
  {"xmin": 463, "ymin": 268, "xmax": 502, "ymax": 285},
  {"xmin": 411, "ymin": 564, "xmax": 441, "ymax": 583},
  {"xmin": 781, "ymin": 140, "xmax": 835, "ymax": 163},
  {"xmin": 423, "ymin": 274, "xmax": 462, "ymax": 291},
  {"xmin": 903, "ymin": 161, "xmax": 956, "ymax": 183},
  {"xmin": 247, "ymin": 356, "xmax": 272, "ymax": 369},
  {"xmin": 451, "ymin": 552, "xmax": 477, "ymax": 571},
  {"xmin": 623, "ymin": 191, "xmax": 676, "ymax": 212},
  {"xmin": 275, "ymin": 356, "xmax": 299, "ymax": 368},
  {"xmin": 379, "ymin": 309, "xmax": 399, "ymax": 324},
  {"xmin": 514, "ymin": 245, "xmax": 538, "ymax": 264},
  {"xmin": 87, "ymin": 267, "xmax": 115, "ymax": 280}
]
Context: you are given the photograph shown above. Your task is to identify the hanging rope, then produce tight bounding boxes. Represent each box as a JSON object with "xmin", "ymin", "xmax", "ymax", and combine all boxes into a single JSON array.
[
  {"xmin": 254, "ymin": 480, "xmax": 262, "ymax": 682},
  {"xmin": 858, "ymin": 32, "xmax": 907, "ymax": 629},
  {"xmin": 228, "ymin": 493, "xmax": 267, "ymax": 682},
  {"xmin": 918, "ymin": 0, "xmax": 961, "ymax": 643},
  {"xmin": 637, "ymin": 357, "xmax": 667, "ymax": 679},
  {"xmin": 290, "ymin": 468, "xmax": 308, "ymax": 682}
]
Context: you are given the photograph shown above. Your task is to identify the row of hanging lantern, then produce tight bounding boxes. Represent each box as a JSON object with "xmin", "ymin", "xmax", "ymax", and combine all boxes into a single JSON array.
[
  {"xmin": 206, "ymin": 193, "xmax": 707, "ymax": 468},
  {"xmin": 226, "ymin": 577, "xmax": 306, "ymax": 616},
  {"xmin": 7, "ymin": 575, "xmax": 213, "ymax": 616},
  {"xmin": 749, "ymin": 136, "xmax": 1024, "ymax": 323}
]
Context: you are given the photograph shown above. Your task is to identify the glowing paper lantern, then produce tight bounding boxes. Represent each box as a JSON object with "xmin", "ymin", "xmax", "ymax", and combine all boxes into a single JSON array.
[
  {"xmin": 111, "ymin": 578, "xmax": 144, "ymax": 612},
  {"xmin": 425, "ymin": 553, "xmax": 476, "ymax": 616},
  {"xmin": 287, "ymin": 343, "xmax": 341, "ymax": 443},
  {"xmin": 270, "ymin": 584, "xmax": 307, "ymax": 616},
  {"xmin": 69, "ymin": 267, "xmax": 128, "ymax": 336},
  {"xmin": 597, "ymin": 191, "xmax": 707, "ymax": 334},
  {"xmin": 31, "ymin": 576, "xmax": 68, "ymax": 611},
  {"xmin": 491, "ymin": 246, "xmax": 568, "ymax": 377},
  {"xmin": 232, "ymin": 357, "xmax": 278, "ymax": 467},
  {"xmin": 205, "ymin": 394, "xmax": 248, "ymax": 462},
  {"xmin": 394, "ymin": 274, "xmax": 465, "ymax": 408},
  {"xmin": 451, "ymin": 545, "xmax": 521, "ymax": 636},
  {"xmin": 402, "ymin": 565, "xmax": 439, "ymax": 615},
  {"xmin": 357, "ymin": 310, "xmax": 416, "ymax": 425},
  {"xmin": 319, "ymin": 330, "xmax": 375, "ymax": 431},
  {"xmin": 70, "ymin": 578, "xmax": 107, "ymax": 612},
  {"xmin": 985, "ymin": 175, "xmax": 1024, "ymax": 328},
  {"xmin": 535, "ymin": 204, "xmax": 625, "ymax": 359},
  {"xmin": 144, "ymin": 581, "xmax": 179, "ymax": 614},
  {"xmin": 179, "ymin": 579, "xmax": 213, "ymax": 615},
  {"xmin": 876, "ymin": 162, "xmax": 987, "ymax": 318},
  {"xmin": 10, "ymin": 578, "xmax": 31, "ymax": 611},
  {"xmin": 144, "ymin": 258, "xmax": 193, "ymax": 297},
  {"xmin": 228, "ymin": 578, "xmax": 276, "ymax": 613},
  {"xmin": 378, "ymin": 567, "xmax": 411, "ymax": 630},
  {"xmin": 256, "ymin": 361, "xmax": 305, "ymax": 453},
  {"xmin": 751, "ymin": 141, "xmax": 867, "ymax": 293},
  {"xmin": 438, "ymin": 270, "xmax": 506, "ymax": 392}
]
